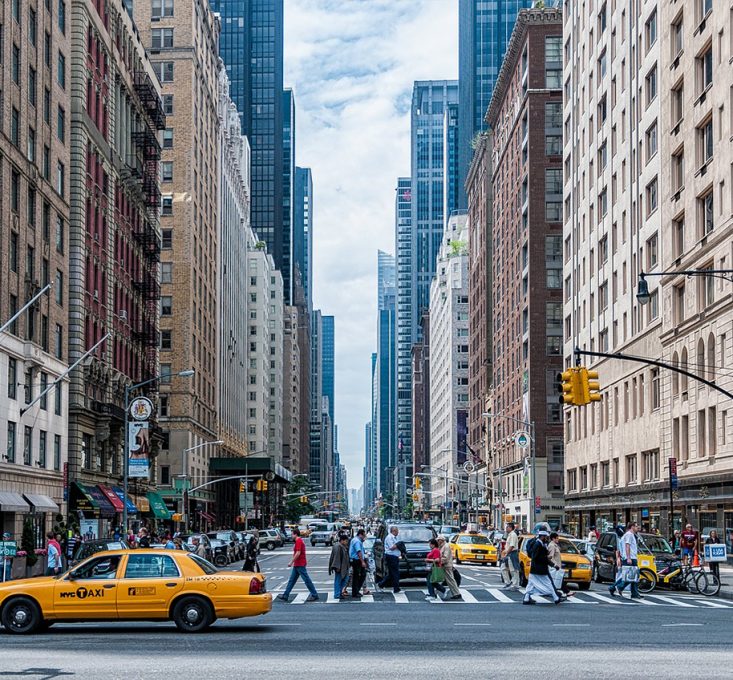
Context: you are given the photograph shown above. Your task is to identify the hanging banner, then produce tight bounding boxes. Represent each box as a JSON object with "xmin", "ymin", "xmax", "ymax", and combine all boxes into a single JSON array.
[{"xmin": 128, "ymin": 421, "xmax": 150, "ymax": 479}]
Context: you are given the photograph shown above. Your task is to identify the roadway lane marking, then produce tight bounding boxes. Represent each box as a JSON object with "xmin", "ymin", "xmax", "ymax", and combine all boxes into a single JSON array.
[
  {"xmin": 552, "ymin": 623, "xmax": 590, "ymax": 627},
  {"xmin": 693, "ymin": 599, "xmax": 733, "ymax": 608},
  {"xmin": 360, "ymin": 623, "xmax": 396, "ymax": 626},
  {"xmin": 486, "ymin": 588, "xmax": 513, "ymax": 603},
  {"xmin": 583, "ymin": 592, "xmax": 629, "ymax": 605},
  {"xmin": 393, "ymin": 591, "xmax": 409, "ymax": 603},
  {"xmin": 645, "ymin": 594, "xmax": 696, "ymax": 607},
  {"xmin": 454, "ymin": 623, "xmax": 492, "ymax": 626},
  {"xmin": 258, "ymin": 623, "xmax": 302, "ymax": 626},
  {"xmin": 459, "ymin": 589, "xmax": 479, "ymax": 603},
  {"xmin": 326, "ymin": 594, "xmax": 339, "ymax": 603},
  {"xmin": 361, "ymin": 594, "xmax": 374, "ymax": 603},
  {"xmin": 661, "ymin": 623, "xmax": 703, "ymax": 627},
  {"xmin": 292, "ymin": 593, "xmax": 308, "ymax": 604}
]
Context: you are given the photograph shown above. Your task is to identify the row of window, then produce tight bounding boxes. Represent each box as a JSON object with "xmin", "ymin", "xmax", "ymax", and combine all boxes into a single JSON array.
[
  {"xmin": 567, "ymin": 449, "xmax": 660, "ymax": 493},
  {"xmin": 6, "ymin": 359, "xmax": 63, "ymax": 414},
  {"xmin": 5, "ymin": 422, "xmax": 62, "ymax": 470}
]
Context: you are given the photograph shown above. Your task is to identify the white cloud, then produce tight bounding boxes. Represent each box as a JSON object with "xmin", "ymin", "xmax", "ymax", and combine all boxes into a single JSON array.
[{"xmin": 285, "ymin": 0, "xmax": 458, "ymax": 490}]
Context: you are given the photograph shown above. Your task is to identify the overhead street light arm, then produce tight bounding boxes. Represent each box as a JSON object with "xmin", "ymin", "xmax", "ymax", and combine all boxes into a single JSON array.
[{"xmin": 637, "ymin": 269, "xmax": 733, "ymax": 305}]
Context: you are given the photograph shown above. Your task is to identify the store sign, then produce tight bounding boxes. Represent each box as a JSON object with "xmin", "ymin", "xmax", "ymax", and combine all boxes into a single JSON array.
[
  {"xmin": 669, "ymin": 458, "xmax": 678, "ymax": 490},
  {"xmin": 704, "ymin": 544, "xmax": 727, "ymax": 563},
  {"xmin": 0, "ymin": 541, "xmax": 17, "ymax": 557},
  {"xmin": 128, "ymin": 421, "xmax": 150, "ymax": 478}
]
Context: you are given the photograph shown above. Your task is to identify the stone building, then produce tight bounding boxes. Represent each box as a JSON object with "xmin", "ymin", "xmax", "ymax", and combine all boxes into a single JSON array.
[
  {"xmin": 1, "ymin": 0, "xmax": 72, "ymax": 536},
  {"xmin": 282, "ymin": 304, "xmax": 301, "ymax": 472}
]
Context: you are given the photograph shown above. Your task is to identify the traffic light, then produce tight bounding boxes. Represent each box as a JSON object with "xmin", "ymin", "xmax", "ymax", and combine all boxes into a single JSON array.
[
  {"xmin": 414, "ymin": 477, "xmax": 421, "ymax": 490},
  {"xmin": 579, "ymin": 367, "xmax": 602, "ymax": 405},
  {"xmin": 300, "ymin": 495, "xmax": 309, "ymax": 503},
  {"xmin": 557, "ymin": 368, "xmax": 581, "ymax": 405},
  {"xmin": 239, "ymin": 479, "xmax": 245, "ymax": 493},
  {"xmin": 255, "ymin": 479, "xmax": 268, "ymax": 492}
]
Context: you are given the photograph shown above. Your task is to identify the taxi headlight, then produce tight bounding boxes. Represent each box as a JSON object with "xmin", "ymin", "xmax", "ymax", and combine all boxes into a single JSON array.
[{"xmin": 576, "ymin": 564, "xmax": 591, "ymax": 570}]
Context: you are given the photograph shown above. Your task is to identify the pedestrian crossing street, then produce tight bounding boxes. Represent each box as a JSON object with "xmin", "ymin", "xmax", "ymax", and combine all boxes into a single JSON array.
[{"xmin": 272, "ymin": 586, "xmax": 733, "ymax": 609}]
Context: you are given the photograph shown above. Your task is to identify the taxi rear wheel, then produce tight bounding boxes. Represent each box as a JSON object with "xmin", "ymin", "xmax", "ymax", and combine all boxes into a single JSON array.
[
  {"xmin": 172, "ymin": 596, "xmax": 214, "ymax": 633},
  {"xmin": 1, "ymin": 597, "xmax": 43, "ymax": 635}
]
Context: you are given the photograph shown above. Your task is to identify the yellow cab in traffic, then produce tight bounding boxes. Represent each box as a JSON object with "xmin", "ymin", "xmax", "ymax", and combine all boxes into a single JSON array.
[
  {"xmin": 517, "ymin": 535, "xmax": 592, "ymax": 590},
  {"xmin": 448, "ymin": 532, "xmax": 498, "ymax": 566},
  {"xmin": 0, "ymin": 549, "xmax": 271, "ymax": 634}
]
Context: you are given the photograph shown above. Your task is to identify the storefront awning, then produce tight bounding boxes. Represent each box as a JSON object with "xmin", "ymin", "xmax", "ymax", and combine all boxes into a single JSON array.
[
  {"xmin": 112, "ymin": 487, "xmax": 138, "ymax": 514},
  {"xmin": 98, "ymin": 485, "xmax": 124, "ymax": 512},
  {"xmin": 82, "ymin": 485, "xmax": 116, "ymax": 518},
  {"xmin": 23, "ymin": 494, "xmax": 59, "ymax": 513},
  {"xmin": 133, "ymin": 495, "xmax": 150, "ymax": 512},
  {"xmin": 147, "ymin": 491, "xmax": 172, "ymax": 519},
  {"xmin": 71, "ymin": 482, "xmax": 99, "ymax": 514},
  {"xmin": 0, "ymin": 492, "xmax": 30, "ymax": 513}
]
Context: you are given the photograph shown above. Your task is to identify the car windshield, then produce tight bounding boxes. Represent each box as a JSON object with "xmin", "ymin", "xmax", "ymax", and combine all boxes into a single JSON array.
[
  {"xmin": 558, "ymin": 540, "xmax": 579, "ymax": 554},
  {"xmin": 639, "ymin": 535, "xmax": 673, "ymax": 553},
  {"xmin": 390, "ymin": 527, "xmax": 434, "ymax": 542},
  {"xmin": 457, "ymin": 535, "xmax": 490, "ymax": 545},
  {"xmin": 188, "ymin": 553, "xmax": 218, "ymax": 575},
  {"xmin": 216, "ymin": 533, "xmax": 233, "ymax": 540}
]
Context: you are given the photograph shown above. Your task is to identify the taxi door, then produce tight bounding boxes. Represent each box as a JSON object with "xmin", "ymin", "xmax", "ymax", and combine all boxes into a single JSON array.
[
  {"xmin": 116, "ymin": 553, "xmax": 185, "ymax": 618},
  {"xmin": 52, "ymin": 555, "xmax": 121, "ymax": 620}
]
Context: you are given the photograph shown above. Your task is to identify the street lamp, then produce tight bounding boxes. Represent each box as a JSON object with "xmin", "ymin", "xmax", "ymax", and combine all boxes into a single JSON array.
[
  {"xmin": 180, "ymin": 439, "xmax": 223, "ymax": 531},
  {"xmin": 122, "ymin": 368, "xmax": 194, "ymax": 531},
  {"xmin": 637, "ymin": 269, "xmax": 733, "ymax": 305}
]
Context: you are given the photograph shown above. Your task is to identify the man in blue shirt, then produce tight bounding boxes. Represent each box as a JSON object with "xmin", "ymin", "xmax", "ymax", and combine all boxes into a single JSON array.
[
  {"xmin": 377, "ymin": 526, "xmax": 402, "ymax": 593},
  {"xmin": 349, "ymin": 529, "xmax": 367, "ymax": 599}
]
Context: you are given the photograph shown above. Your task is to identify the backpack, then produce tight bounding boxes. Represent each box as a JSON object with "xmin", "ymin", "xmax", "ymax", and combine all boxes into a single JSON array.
[{"xmin": 524, "ymin": 537, "xmax": 538, "ymax": 558}]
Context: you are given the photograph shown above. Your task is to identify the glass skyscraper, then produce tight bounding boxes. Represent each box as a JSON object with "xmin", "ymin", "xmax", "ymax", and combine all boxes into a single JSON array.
[
  {"xmin": 294, "ymin": 167, "xmax": 313, "ymax": 311},
  {"xmin": 376, "ymin": 252, "xmax": 396, "ymax": 498},
  {"xmin": 282, "ymin": 88, "xmax": 295, "ymax": 303},
  {"xmin": 322, "ymin": 315, "xmax": 335, "ymax": 426},
  {"xmin": 457, "ymin": 0, "xmax": 531, "ymax": 209},
  {"xmin": 212, "ymin": 0, "xmax": 286, "ymax": 282}
]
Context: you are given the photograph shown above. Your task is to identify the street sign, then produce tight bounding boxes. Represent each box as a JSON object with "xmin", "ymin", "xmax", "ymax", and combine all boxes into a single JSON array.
[
  {"xmin": 129, "ymin": 396, "xmax": 154, "ymax": 420},
  {"xmin": 515, "ymin": 431, "xmax": 530, "ymax": 449},
  {"xmin": 0, "ymin": 541, "xmax": 17, "ymax": 557},
  {"xmin": 534, "ymin": 496, "xmax": 542, "ymax": 515},
  {"xmin": 669, "ymin": 457, "xmax": 678, "ymax": 490},
  {"xmin": 463, "ymin": 461, "xmax": 476, "ymax": 473},
  {"xmin": 704, "ymin": 544, "xmax": 727, "ymax": 562}
]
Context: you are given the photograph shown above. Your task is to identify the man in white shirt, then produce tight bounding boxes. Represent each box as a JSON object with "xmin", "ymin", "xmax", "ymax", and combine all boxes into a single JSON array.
[
  {"xmin": 501, "ymin": 522, "xmax": 520, "ymax": 591},
  {"xmin": 609, "ymin": 522, "xmax": 642, "ymax": 600},
  {"xmin": 377, "ymin": 526, "xmax": 402, "ymax": 593}
]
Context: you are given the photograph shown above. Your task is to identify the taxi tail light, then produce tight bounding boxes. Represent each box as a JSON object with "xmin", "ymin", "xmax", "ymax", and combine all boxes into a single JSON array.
[{"xmin": 249, "ymin": 577, "xmax": 265, "ymax": 595}]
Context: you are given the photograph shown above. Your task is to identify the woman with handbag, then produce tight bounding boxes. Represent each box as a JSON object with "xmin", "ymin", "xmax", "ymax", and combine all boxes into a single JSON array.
[{"xmin": 425, "ymin": 538, "xmax": 446, "ymax": 601}]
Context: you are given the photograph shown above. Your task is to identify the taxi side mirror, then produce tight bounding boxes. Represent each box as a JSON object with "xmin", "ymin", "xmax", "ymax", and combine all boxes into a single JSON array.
[{"xmin": 68, "ymin": 569, "xmax": 78, "ymax": 581}]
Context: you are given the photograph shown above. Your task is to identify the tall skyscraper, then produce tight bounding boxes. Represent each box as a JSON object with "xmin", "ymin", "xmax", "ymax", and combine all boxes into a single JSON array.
[
  {"xmin": 212, "ymin": 0, "xmax": 286, "ymax": 285},
  {"xmin": 395, "ymin": 81, "xmax": 458, "ymax": 505},
  {"xmin": 321, "ymin": 316, "xmax": 335, "ymax": 426},
  {"xmin": 376, "ymin": 252, "xmax": 396, "ymax": 498},
  {"xmin": 282, "ymin": 88, "xmax": 296, "ymax": 304},
  {"xmin": 309, "ymin": 310, "xmax": 323, "ymax": 485},
  {"xmin": 457, "ymin": 0, "xmax": 531, "ymax": 209},
  {"xmin": 294, "ymin": 167, "xmax": 314, "ymax": 311}
]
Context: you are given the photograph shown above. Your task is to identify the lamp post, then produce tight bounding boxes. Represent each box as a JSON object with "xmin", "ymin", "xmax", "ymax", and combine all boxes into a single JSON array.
[
  {"xmin": 636, "ymin": 269, "xmax": 733, "ymax": 305},
  {"xmin": 482, "ymin": 412, "xmax": 536, "ymax": 531},
  {"xmin": 122, "ymin": 368, "xmax": 194, "ymax": 532},
  {"xmin": 180, "ymin": 439, "xmax": 223, "ymax": 532}
]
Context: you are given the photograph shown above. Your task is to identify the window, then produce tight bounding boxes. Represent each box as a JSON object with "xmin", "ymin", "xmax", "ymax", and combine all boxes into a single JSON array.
[
  {"xmin": 646, "ymin": 234, "xmax": 658, "ymax": 270},
  {"xmin": 645, "ymin": 65, "xmax": 657, "ymax": 105},
  {"xmin": 672, "ymin": 150, "xmax": 685, "ymax": 192},
  {"xmin": 697, "ymin": 45, "xmax": 713, "ymax": 95},
  {"xmin": 11, "ymin": 107, "xmax": 20, "ymax": 147},
  {"xmin": 567, "ymin": 469, "xmax": 577, "ymax": 492},
  {"xmin": 44, "ymin": 32, "xmax": 51, "ymax": 68},
  {"xmin": 698, "ymin": 189, "xmax": 714, "ymax": 235},
  {"xmin": 601, "ymin": 462, "xmax": 610, "ymax": 487},
  {"xmin": 151, "ymin": 28, "xmax": 173, "ymax": 49},
  {"xmin": 55, "ymin": 270, "xmax": 63, "ymax": 305},
  {"xmin": 651, "ymin": 369, "xmax": 660, "ymax": 410},
  {"xmin": 7, "ymin": 358, "xmax": 17, "ymax": 399},
  {"xmin": 54, "ymin": 323, "xmax": 63, "ymax": 359},
  {"xmin": 57, "ymin": 51, "xmax": 65, "ymax": 88},
  {"xmin": 646, "ymin": 177, "xmax": 658, "ymax": 216},
  {"xmin": 546, "ymin": 302, "xmax": 562, "ymax": 355},
  {"xmin": 642, "ymin": 450, "xmax": 660, "ymax": 481},
  {"xmin": 671, "ymin": 81, "xmax": 684, "ymax": 125},
  {"xmin": 53, "ymin": 434, "xmax": 61, "ymax": 470},
  {"xmin": 27, "ymin": 126, "xmax": 36, "ymax": 162},
  {"xmin": 673, "ymin": 215, "xmax": 685, "ymax": 256},
  {"xmin": 161, "ymin": 262, "xmax": 172, "ymax": 283},
  {"xmin": 43, "ymin": 87, "xmax": 51, "ymax": 124},
  {"xmin": 700, "ymin": 263, "xmax": 715, "ymax": 307},
  {"xmin": 10, "ymin": 232, "xmax": 19, "ymax": 271},
  {"xmin": 56, "ymin": 161, "xmax": 65, "ymax": 196},
  {"xmin": 161, "ymin": 195, "xmax": 173, "ymax": 215},
  {"xmin": 698, "ymin": 0, "xmax": 712, "ymax": 23},
  {"xmin": 161, "ymin": 296, "xmax": 172, "ymax": 316},
  {"xmin": 697, "ymin": 117, "xmax": 713, "ymax": 165},
  {"xmin": 162, "ymin": 129, "xmax": 173, "ymax": 148},
  {"xmin": 545, "ymin": 36, "xmax": 562, "ymax": 88},
  {"xmin": 162, "ymin": 229, "xmax": 173, "ymax": 249},
  {"xmin": 23, "ymin": 426, "xmax": 32, "ymax": 465},
  {"xmin": 645, "ymin": 121, "xmax": 657, "ymax": 161},
  {"xmin": 645, "ymin": 9, "xmax": 657, "ymax": 50},
  {"xmin": 160, "ymin": 330, "xmax": 172, "ymax": 350},
  {"xmin": 674, "ymin": 283, "xmax": 686, "ymax": 324},
  {"xmin": 58, "ymin": 0, "xmax": 66, "ymax": 34},
  {"xmin": 28, "ymin": 66, "xmax": 37, "ymax": 107},
  {"xmin": 12, "ymin": 0, "xmax": 20, "ymax": 23},
  {"xmin": 29, "ymin": 7, "xmax": 37, "ymax": 45},
  {"xmin": 39, "ymin": 373, "xmax": 47, "ymax": 410},
  {"xmin": 38, "ymin": 430, "xmax": 47, "ymax": 468},
  {"xmin": 152, "ymin": 61, "xmax": 174, "ymax": 83},
  {"xmin": 57, "ymin": 105, "xmax": 65, "ymax": 142},
  {"xmin": 151, "ymin": 0, "xmax": 174, "ymax": 18},
  {"xmin": 545, "ymin": 169, "xmax": 562, "ymax": 221},
  {"xmin": 56, "ymin": 215, "xmax": 64, "ymax": 253},
  {"xmin": 7, "ymin": 422, "xmax": 17, "ymax": 463},
  {"xmin": 163, "ymin": 94, "xmax": 174, "ymax": 114},
  {"xmin": 11, "ymin": 170, "xmax": 20, "ymax": 213},
  {"xmin": 161, "ymin": 161, "xmax": 173, "ymax": 182},
  {"xmin": 545, "ymin": 101, "xmax": 562, "ymax": 155},
  {"xmin": 626, "ymin": 454, "xmax": 638, "ymax": 484},
  {"xmin": 12, "ymin": 43, "xmax": 20, "ymax": 84},
  {"xmin": 160, "ymin": 365, "xmax": 172, "ymax": 383},
  {"xmin": 545, "ymin": 235, "xmax": 562, "ymax": 288},
  {"xmin": 672, "ymin": 15, "xmax": 684, "ymax": 58}
]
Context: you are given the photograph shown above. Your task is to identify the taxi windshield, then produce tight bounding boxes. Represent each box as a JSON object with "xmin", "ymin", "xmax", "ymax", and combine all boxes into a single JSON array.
[
  {"xmin": 557, "ymin": 539, "xmax": 579, "ymax": 554},
  {"xmin": 457, "ymin": 535, "xmax": 489, "ymax": 545}
]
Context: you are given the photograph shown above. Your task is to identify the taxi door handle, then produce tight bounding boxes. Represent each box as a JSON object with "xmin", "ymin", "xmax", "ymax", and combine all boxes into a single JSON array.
[
  {"xmin": 165, "ymin": 583, "xmax": 178, "ymax": 588},
  {"xmin": 103, "ymin": 584, "xmax": 116, "ymax": 589}
]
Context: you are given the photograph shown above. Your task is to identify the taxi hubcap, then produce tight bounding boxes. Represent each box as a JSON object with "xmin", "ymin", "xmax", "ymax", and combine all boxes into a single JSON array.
[
  {"xmin": 185, "ymin": 607, "xmax": 201, "ymax": 624},
  {"xmin": 13, "ymin": 608, "xmax": 29, "ymax": 625}
]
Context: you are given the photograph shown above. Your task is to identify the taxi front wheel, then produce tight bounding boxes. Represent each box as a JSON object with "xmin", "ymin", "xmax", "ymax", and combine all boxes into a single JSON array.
[
  {"xmin": 172, "ymin": 596, "xmax": 214, "ymax": 633},
  {"xmin": 1, "ymin": 596, "xmax": 43, "ymax": 635}
]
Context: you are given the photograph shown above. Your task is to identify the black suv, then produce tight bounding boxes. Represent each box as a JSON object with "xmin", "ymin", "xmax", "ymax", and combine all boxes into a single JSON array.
[
  {"xmin": 372, "ymin": 523, "xmax": 437, "ymax": 581},
  {"xmin": 593, "ymin": 531, "xmax": 676, "ymax": 582}
]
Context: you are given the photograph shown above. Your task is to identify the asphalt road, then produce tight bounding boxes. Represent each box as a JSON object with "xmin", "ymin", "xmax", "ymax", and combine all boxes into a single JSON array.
[{"xmin": 2, "ymin": 545, "xmax": 732, "ymax": 680}]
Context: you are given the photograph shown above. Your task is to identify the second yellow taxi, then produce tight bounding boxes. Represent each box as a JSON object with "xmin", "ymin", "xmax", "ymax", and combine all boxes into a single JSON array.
[
  {"xmin": 517, "ymin": 535, "xmax": 592, "ymax": 590},
  {"xmin": 448, "ymin": 532, "xmax": 498, "ymax": 566},
  {"xmin": 0, "ymin": 549, "xmax": 271, "ymax": 634}
]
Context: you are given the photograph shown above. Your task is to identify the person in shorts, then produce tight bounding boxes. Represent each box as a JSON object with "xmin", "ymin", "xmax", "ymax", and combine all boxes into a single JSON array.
[{"xmin": 679, "ymin": 523, "xmax": 699, "ymax": 564}]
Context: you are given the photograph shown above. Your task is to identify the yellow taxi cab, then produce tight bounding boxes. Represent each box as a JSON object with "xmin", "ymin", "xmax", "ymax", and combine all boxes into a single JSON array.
[
  {"xmin": 517, "ymin": 535, "xmax": 592, "ymax": 590},
  {"xmin": 0, "ymin": 549, "xmax": 271, "ymax": 635},
  {"xmin": 449, "ymin": 532, "xmax": 498, "ymax": 566}
]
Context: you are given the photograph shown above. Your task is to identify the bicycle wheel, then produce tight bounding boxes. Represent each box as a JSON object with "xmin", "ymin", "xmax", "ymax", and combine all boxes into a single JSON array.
[
  {"xmin": 638, "ymin": 569, "xmax": 656, "ymax": 594},
  {"xmin": 696, "ymin": 571, "xmax": 721, "ymax": 597},
  {"xmin": 684, "ymin": 570, "xmax": 701, "ymax": 594}
]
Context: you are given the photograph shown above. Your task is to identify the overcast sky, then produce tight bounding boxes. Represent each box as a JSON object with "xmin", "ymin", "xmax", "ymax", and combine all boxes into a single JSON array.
[{"xmin": 284, "ymin": 0, "xmax": 458, "ymax": 490}]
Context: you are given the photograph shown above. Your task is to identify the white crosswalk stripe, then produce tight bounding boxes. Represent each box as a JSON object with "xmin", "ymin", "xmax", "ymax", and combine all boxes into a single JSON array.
[
  {"xmin": 644, "ymin": 594, "xmax": 696, "ymax": 607},
  {"xmin": 393, "ymin": 591, "xmax": 409, "ymax": 603},
  {"xmin": 291, "ymin": 593, "xmax": 308, "ymax": 604},
  {"xmin": 486, "ymin": 588, "xmax": 513, "ymax": 603},
  {"xmin": 459, "ymin": 589, "xmax": 479, "ymax": 603}
]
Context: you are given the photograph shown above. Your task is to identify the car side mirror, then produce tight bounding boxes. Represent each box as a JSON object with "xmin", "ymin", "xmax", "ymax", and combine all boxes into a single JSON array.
[{"xmin": 68, "ymin": 570, "xmax": 78, "ymax": 581}]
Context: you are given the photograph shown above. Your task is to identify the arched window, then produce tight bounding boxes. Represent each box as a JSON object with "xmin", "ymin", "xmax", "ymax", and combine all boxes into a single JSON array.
[
  {"xmin": 681, "ymin": 347, "xmax": 689, "ymax": 393},
  {"xmin": 697, "ymin": 338, "xmax": 705, "ymax": 388},
  {"xmin": 707, "ymin": 333, "xmax": 716, "ymax": 381},
  {"xmin": 671, "ymin": 351, "xmax": 679, "ymax": 396}
]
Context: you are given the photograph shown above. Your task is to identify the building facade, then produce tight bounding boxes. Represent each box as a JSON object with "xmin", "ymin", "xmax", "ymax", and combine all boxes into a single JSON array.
[
  {"xmin": 411, "ymin": 312, "xmax": 430, "ymax": 511},
  {"xmin": 487, "ymin": 8, "xmax": 564, "ymax": 530},
  {"xmin": 457, "ymin": 0, "xmax": 531, "ymax": 209},
  {"xmin": 281, "ymin": 87, "xmax": 294, "ymax": 304},
  {"xmin": 294, "ymin": 166, "xmax": 313, "ymax": 310},
  {"xmin": 657, "ymin": 0, "xmax": 732, "ymax": 539},
  {"xmin": 428, "ymin": 215, "xmax": 469, "ymax": 510},
  {"xmin": 134, "ymin": 0, "xmax": 221, "ymax": 527},
  {"xmin": 282, "ymin": 304, "xmax": 300, "ymax": 472},
  {"xmin": 321, "ymin": 315, "xmax": 334, "ymax": 428},
  {"xmin": 309, "ymin": 309, "xmax": 323, "ymax": 486},
  {"xmin": 1, "ymin": 0, "xmax": 72, "ymax": 535},
  {"xmin": 562, "ymin": 1, "xmax": 665, "ymax": 535}
]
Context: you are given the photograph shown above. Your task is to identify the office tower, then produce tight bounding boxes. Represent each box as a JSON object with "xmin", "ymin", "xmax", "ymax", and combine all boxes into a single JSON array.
[
  {"xmin": 309, "ymin": 310, "xmax": 323, "ymax": 486},
  {"xmin": 657, "ymin": 1, "xmax": 733, "ymax": 530},
  {"xmin": 282, "ymin": 88, "xmax": 295, "ymax": 304},
  {"xmin": 376, "ymin": 252, "xmax": 396, "ymax": 499},
  {"xmin": 563, "ymin": 1, "xmax": 668, "ymax": 535},
  {"xmin": 457, "ymin": 0, "xmax": 531, "ymax": 209},
  {"xmin": 411, "ymin": 311, "xmax": 430, "ymax": 505},
  {"xmin": 487, "ymin": 7, "xmax": 563, "ymax": 530},
  {"xmin": 294, "ymin": 167, "xmax": 314, "ymax": 310},
  {"xmin": 428, "ymin": 215, "xmax": 469, "ymax": 510},
  {"xmin": 395, "ymin": 81, "xmax": 458, "ymax": 506},
  {"xmin": 1, "ymin": 0, "xmax": 72, "ymax": 530},
  {"xmin": 282, "ymin": 305, "xmax": 301, "ymax": 472},
  {"xmin": 212, "ymin": 0, "xmax": 286, "ymax": 286},
  {"xmin": 134, "ymin": 0, "xmax": 221, "ymax": 527},
  {"xmin": 321, "ymin": 316, "xmax": 335, "ymax": 426},
  {"xmin": 216, "ymin": 71, "xmax": 252, "ymax": 461}
]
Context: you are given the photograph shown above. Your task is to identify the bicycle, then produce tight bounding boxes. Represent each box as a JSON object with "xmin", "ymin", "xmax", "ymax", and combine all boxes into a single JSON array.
[{"xmin": 694, "ymin": 567, "xmax": 721, "ymax": 596}]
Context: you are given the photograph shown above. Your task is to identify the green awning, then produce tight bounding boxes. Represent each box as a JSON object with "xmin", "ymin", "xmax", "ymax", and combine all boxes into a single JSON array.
[
  {"xmin": 147, "ymin": 491, "xmax": 172, "ymax": 519},
  {"xmin": 71, "ymin": 482, "xmax": 100, "ymax": 513}
]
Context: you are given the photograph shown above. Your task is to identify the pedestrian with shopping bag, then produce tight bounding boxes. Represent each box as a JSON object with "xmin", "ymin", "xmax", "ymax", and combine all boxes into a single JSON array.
[
  {"xmin": 437, "ymin": 535, "xmax": 462, "ymax": 601},
  {"xmin": 609, "ymin": 521, "xmax": 643, "ymax": 600},
  {"xmin": 425, "ymin": 538, "xmax": 446, "ymax": 601}
]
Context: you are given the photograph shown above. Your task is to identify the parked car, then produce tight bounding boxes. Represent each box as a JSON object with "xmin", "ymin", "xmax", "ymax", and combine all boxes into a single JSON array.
[
  {"xmin": 258, "ymin": 529, "xmax": 284, "ymax": 551},
  {"xmin": 592, "ymin": 531, "xmax": 674, "ymax": 583},
  {"xmin": 372, "ymin": 523, "xmax": 437, "ymax": 581},
  {"xmin": 72, "ymin": 539, "xmax": 128, "ymax": 565}
]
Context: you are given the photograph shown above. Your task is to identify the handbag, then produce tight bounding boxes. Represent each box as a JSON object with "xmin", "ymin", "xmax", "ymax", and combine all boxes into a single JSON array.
[
  {"xmin": 430, "ymin": 565, "xmax": 446, "ymax": 583},
  {"xmin": 551, "ymin": 567, "xmax": 564, "ymax": 590}
]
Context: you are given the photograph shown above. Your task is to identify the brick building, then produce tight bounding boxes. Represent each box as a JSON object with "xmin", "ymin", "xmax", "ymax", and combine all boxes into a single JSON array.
[
  {"xmin": 1, "ymin": 0, "xmax": 71, "ymax": 535},
  {"xmin": 485, "ymin": 7, "xmax": 564, "ymax": 530}
]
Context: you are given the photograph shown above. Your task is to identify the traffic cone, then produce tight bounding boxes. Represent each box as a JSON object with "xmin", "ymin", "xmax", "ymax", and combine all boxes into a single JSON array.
[{"xmin": 692, "ymin": 550, "xmax": 700, "ymax": 567}]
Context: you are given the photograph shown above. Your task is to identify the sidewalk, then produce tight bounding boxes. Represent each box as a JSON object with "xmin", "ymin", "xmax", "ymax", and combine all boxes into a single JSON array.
[{"xmin": 716, "ymin": 565, "xmax": 733, "ymax": 601}]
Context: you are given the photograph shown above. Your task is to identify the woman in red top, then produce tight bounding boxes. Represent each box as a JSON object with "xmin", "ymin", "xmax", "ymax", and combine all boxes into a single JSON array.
[{"xmin": 425, "ymin": 538, "xmax": 446, "ymax": 601}]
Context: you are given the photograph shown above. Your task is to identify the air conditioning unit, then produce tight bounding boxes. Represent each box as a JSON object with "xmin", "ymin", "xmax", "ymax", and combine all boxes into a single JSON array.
[
  {"xmin": 94, "ymin": 233, "xmax": 100, "ymax": 242},
  {"xmin": 119, "ymin": 310, "xmax": 128, "ymax": 322}
]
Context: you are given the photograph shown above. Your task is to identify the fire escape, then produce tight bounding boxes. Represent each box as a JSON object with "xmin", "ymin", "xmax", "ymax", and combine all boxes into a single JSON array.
[{"xmin": 131, "ymin": 70, "xmax": 166, "ymax": 377}]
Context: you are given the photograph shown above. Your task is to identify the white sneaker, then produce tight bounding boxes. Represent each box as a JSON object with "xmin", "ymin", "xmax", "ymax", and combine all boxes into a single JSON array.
[{"xmin": 424, "ymin": 595, "xmax": 436, "ymax": 601}]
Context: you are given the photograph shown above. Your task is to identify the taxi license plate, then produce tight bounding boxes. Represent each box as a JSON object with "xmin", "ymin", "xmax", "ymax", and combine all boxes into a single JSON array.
[
  {"xmin": 564, "ymin": 570, "xmax": 570, "ymax": 577},
  {"xmin": 474, "ymin": 555, "xmax": 483, "ymax": 560}
]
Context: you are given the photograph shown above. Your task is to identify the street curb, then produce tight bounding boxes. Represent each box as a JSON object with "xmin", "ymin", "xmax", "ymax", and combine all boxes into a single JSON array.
[{"xmin": 715, "ymin": 588, "xmax": 733, "ymax": 601}]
